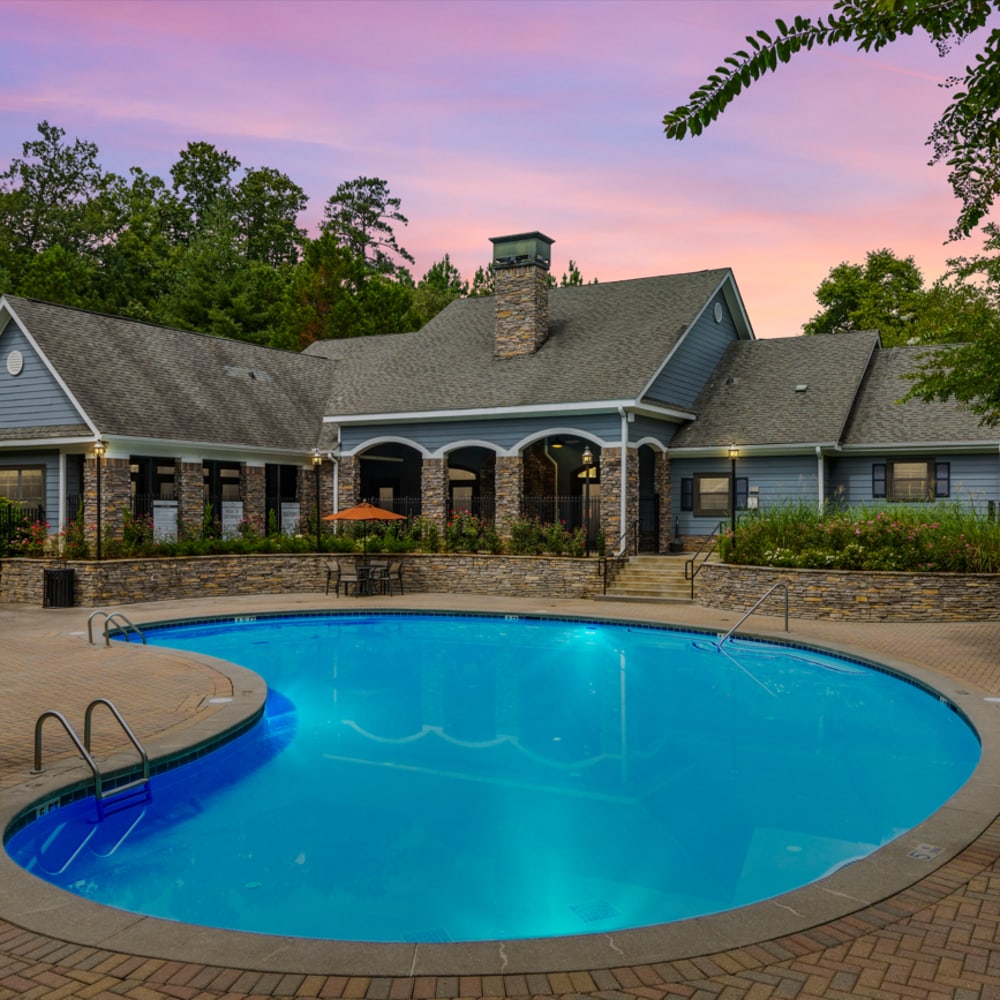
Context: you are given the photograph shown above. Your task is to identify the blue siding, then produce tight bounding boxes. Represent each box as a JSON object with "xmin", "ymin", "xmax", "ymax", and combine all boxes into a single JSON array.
[
  {"xmin": 0, "ymin": 321, "xmax": 84, "ymax": 428},
  {"xmin": 828, "ymin": 454, "xmax": 1000, "ymax": 513},
  {"xmin": 643, "ymin": 292, "xmax": 739, "ymax": 409},
  {"xmin": 671, "ymin": 455, "xmax": 818, "ymax": 535},
  {"xmin": 631, "ymin": 414, "xmax": 678, "ymax": 447}
]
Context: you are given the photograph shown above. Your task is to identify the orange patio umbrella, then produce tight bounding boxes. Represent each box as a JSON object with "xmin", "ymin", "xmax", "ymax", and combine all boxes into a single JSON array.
[{"xmin": 322, "ymin": 501, "xmax": 406, "ymax": 554}]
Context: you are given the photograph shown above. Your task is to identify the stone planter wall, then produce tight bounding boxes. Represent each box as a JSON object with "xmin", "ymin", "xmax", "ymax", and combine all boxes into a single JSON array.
[
  {"xmin": 698, "ymin": 561, "xmax": 1000, "ymax": 622},
  {"xmin": 0, "ymin": 553, "xmax": 603, "ymax": 607}
]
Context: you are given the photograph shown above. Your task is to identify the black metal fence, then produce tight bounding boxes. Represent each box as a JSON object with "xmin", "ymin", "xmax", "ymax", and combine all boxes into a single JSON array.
[
  {"xmin": 361, "ymin": 495, "xmax": 423, "ymax": 519},
  {"xmin": 522, "ymin": 495, "xmax": 600, "ymax": 534}
]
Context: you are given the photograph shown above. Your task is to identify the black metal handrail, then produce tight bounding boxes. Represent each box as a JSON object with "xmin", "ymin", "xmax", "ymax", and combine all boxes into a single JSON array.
[
  {"xmin": 684, "ymin": 520, "xmax": 726, "ymax": 599},
  {"xmin": 601, "ymin": 519, "xmax": 640, "ymax": 594}
]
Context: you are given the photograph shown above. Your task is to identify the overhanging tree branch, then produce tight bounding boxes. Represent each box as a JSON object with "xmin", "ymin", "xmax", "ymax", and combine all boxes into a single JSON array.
[{"xmin": 663, "ymin": 0, "xmax": 999, "ymax": 238}]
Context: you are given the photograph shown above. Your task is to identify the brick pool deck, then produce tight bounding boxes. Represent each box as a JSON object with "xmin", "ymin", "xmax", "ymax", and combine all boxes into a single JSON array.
[{"xmin": 0, "ymin": 591, "xmax": 998, "ymax": 1000}]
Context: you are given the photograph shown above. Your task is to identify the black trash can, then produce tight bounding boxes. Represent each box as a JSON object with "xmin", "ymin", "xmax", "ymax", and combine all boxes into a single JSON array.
[{"xmin": 43, "ymin": 567, "xmax": 75, "ymax": 608}]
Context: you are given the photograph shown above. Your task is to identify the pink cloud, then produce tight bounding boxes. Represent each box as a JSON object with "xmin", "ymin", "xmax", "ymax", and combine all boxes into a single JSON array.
[{"xmin": 0, "ymin": 0, "xmax": 992, "ymax": 339}]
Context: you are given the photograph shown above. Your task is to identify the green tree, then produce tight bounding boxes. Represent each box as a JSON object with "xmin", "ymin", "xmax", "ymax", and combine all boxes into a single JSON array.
[
  {"xmin": 0, "ymin": 121, "xmax": 119, "ymax": 294},
  {"xmin": 551, "ymin": 259, "xmax": 597, "ymax": 287},
  {"xmin": 158, "ymin": 203, "xmax": 291, "ymax": 344},
  {"xmin": 96, "ymin": 167, "xmax": 179, "ymax": 318},
  {"xmin": 280, "ymin": 233, "xmax": 372, "ymax": 347},
  {"xmin": 663, "ymin": 0, "xmax": 1000, "ymax": 239},
  {"xmin": 805, "ymin": 247, "xmax": 999, "ymax": 345},
  {"xmin": 804, "ymin": 249, "xmax": 926, "ymax": 343},
  {"xmin": 903, "ymin": 221, "xmax": 1000, "ymax": 419},
  {"xmin": 232, "ymin": 166, "xmax": 307, "ymax": 267},
  {"xmin": 168, "ymin": 141, "xmax": 240, "ymax": 244},
  {"xmin": 467, "ymin": 262, "xmax": 495, "ymax": 298},
  {"xmin": 321, "ymin": 176, "xmax": 414, "ymax": 277},
  {"xmin": 411, "ymin": 254, "xmax": 467, "ymax": 326}
]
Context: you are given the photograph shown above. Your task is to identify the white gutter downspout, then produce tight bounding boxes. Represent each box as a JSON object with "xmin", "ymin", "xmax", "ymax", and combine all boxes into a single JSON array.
[
  {"xmin": 57, "ymin": 452, "xmax": 67, "ymax": 535},
  {"xmin": 619, "ymin": 407, "xmax": 629, "ymax": 555},
  {"xmin": 327, "ymin": 426, "xmax": 341, "ymax": 516},
  {"xmin": 816, "ymin": 446, "xmax": 825, "ymax": 512},
  {"xmin": 544, "ymin": 440, "xmax": 560, "ymax": 520}
]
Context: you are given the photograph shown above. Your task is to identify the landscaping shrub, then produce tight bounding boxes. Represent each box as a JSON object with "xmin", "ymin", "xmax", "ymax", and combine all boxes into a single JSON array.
[
  {"xmin": 729, "ymin": 502, "xmax": 1000, "ymax": 573},
  {"xmin": 7, "ymin": 508, "xmax": 594, "ymax": 559}
]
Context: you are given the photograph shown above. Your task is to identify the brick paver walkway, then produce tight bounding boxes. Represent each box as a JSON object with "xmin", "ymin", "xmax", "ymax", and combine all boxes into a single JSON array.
[{"xmin": 1, "ymin": 594, "xmax": 998, "ymax": 999}]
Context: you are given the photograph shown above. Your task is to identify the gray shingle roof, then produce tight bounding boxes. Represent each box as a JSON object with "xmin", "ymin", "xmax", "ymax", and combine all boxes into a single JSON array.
[
  {"xmin": 670, "ymin": 331, "xmax": 880, "ymax": 450},
  {"xmin": 306, "ymin": 269, "xmax": 735, "ymax": 416},
  {"xmin": 841, "ymin": 345, "xmax": 996, "ymax": 446},
  {"xmin": 5, "ymin": 296, "xmax": 332, "ymax": 452}
]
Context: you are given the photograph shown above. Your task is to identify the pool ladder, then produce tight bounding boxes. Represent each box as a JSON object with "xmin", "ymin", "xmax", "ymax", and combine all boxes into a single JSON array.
[
  {"xmin": 87, "ymin": 610, "xmax": 146, "ymax": 646},
  {"xmin": 31, "ymin": 698, "xmax": 151, "ymax": 819}
]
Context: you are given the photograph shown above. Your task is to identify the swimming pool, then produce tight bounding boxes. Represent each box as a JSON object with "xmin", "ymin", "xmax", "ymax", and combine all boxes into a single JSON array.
[{"xmin": 5, "ymin": 612, "xmax": 981, "ymax": 945}]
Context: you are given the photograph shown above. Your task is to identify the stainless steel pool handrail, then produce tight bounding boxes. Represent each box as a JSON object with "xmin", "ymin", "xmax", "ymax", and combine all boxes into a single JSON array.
[
  {"xmin": 84, "ymin": 698, "xmax": 150, "ymax": 790},
  {"xmin": 31, "ymin": 709, "xmax": 100, "ymax": 786},
  {"xmin": 31, "ymin": 699, "xmax": 150, "ymax": 814},
  {"xmin": 87, "ymin": 609, "xmax": 146, "ymax": 646},
  {"xmin": 718, "ymin": 582, "xmax": 789, "ymax": 645}
]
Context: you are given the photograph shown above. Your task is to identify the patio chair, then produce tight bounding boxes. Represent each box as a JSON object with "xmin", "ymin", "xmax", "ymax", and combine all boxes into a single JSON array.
[
  {"xmin": 384, "ymin": 560, "xmax": 404, "ymax": 596},
  {"xmin": 326, "ymin": 560, "xmax": 359, "ymax": 597},
  {"xmin": 368, "ymin": 562, "xmax": 389, "ymax": 596}
]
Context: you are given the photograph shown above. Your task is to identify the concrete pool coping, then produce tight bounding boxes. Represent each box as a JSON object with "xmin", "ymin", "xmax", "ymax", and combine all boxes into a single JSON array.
[{"xmin": 1, "ymin": 593, "xmax": 999, "ymax": 983}]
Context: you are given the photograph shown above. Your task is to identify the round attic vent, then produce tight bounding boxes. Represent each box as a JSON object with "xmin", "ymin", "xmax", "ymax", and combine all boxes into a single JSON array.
[
  {"xmin": 713, "ymin": 302, "xmax": 723, "ymax": 323},
  {"xmin": 6, "ymin": 350, "xmax": 23, "ymax": 376}
]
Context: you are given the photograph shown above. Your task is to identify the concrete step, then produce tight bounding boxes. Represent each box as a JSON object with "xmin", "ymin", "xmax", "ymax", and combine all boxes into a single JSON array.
[{"xmin": 602, "ymin": 554, "xmax": 694, "ymax": 603}]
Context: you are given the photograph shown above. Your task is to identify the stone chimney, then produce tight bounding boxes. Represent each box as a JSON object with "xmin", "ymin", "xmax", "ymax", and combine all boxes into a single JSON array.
[{"xmin": 490, "ymin": 231, "xmax": 554, "ymax": 358}]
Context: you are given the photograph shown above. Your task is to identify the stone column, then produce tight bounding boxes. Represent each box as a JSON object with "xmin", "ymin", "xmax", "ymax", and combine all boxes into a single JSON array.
[
  {"xmin": 480, "ymin": 454, "xmax": 497, "ymax": 522},
  {"xmin": 655, "ymin": 449, "xmax": 673, "ymax": 552},
  {"xmin": 101, "ymin": 458, "xmax": 131, "ymax": 543},
  {"xmin": 176, "ymin": 460, "xmax": 204, "ymax": 538},
  {"xmin": 84, "ymin": 455, "xmax": 130, "ymax": 551},
  {"xmin": 494, "ymin": 455, "xmax": 523, "ymax": 539},
  {"xmin": 421, "ymin": 457, "xmax": 449, "ymax": 522},
  {"xmin": 241, "ymin": 464, "xmax": 266, "ymax": 534},
  {"xmin": 337, "ymin": 454, "xmax": 361, "ymax": 510},
  {"xmin": 623, "ymin": 445, "xmax": 639, "ymax": 552},
  {"xmin": 598, "ymin": 448, "xmax": 620, "ymax": 555}
]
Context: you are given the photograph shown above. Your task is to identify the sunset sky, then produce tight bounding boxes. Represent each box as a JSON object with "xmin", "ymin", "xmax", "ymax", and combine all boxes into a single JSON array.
[{"xmin": 1, "ymin": 0, "xmax": 994, "ymax": 337}]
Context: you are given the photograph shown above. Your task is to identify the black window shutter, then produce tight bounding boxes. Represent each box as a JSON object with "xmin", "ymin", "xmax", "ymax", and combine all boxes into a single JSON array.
[
  {"xmin": 681, "ymin": 478, "xmax": 693, "ymax": 511},
  {"xmin": 935, "ymin": 462, "xmax": 950, "ymax": 498},
  {"xmin": 872, "ymin": 464, "xmax": 886, "ymax": 498},
  {"xmin": 736, "ymin": 477, "xmax": 749, "ymax": 509}
]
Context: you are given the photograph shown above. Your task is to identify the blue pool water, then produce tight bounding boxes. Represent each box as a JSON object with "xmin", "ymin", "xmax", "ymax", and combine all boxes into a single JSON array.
[{"xmin": 6, "ymin": 613, "xmax": 980, "ymax": 943}]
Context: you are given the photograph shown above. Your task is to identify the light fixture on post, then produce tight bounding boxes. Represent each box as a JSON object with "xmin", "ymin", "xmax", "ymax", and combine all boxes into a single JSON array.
[
  {"xmin": 312, "ymin": 450, "xmax": 323, "ymax": 554},
  {"xmin": 93, "ymin": 439, "xmax": 107, "ymax": 561},
  {"xmin": 728, "ymin": 443, "xmax": 739, "ymax": 546},
  {"xmin": 582, "ymin": 445, "xmax": 594, "ymax": 557}
]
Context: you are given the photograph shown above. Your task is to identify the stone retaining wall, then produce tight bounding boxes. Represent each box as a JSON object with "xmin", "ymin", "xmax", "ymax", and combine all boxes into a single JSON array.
[
  {"xmin": 1, "ymin": 554, "xmax": 603, "ymax": 607},
  {"xmin": 698, "ymin": 562, "xmax": 1000, "ymax": 622}
]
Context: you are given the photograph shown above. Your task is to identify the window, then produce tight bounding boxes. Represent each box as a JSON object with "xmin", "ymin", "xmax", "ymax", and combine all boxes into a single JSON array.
[
  {"xmin": 0, "ymin": 466, "xmax": 44, "ymax": 507},
  {"xmin": 872, "ymin": 461, "xmax": 950, "ymax": 502},
  {"xmin": 681, "ymin": 474, "xmax": 749, "ymax": 516}
]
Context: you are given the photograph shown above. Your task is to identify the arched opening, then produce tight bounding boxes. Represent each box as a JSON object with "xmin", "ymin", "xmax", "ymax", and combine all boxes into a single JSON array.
[
  {"xmin": 359, "ymin": 442, "xmax": 423, "ymax": 517},
  {"xmin": 522, "ymin": 436, "xmax": 600, "ymax": 532},
  {"xmin": 447, "ymin": 446, "xmax": 496, "ymax": 521}
]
